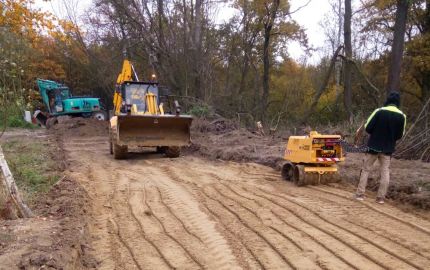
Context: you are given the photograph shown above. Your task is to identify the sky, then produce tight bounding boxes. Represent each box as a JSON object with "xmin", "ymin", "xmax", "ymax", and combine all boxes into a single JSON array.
[{"xmin": 33, "ymin": 0, "xmax": 332, "ymax": 63}]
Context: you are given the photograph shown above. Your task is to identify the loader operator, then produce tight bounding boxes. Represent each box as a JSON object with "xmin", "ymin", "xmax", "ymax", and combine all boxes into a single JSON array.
[{"xmin": 355, "ymin": 92, "xmax": 406, "ymax": 204}]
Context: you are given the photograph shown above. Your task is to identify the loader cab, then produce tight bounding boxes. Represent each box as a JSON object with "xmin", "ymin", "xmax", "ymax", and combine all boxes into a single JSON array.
[{"xmin": 120, "ymin": 81, "xmax": 159, "ymax": 113}]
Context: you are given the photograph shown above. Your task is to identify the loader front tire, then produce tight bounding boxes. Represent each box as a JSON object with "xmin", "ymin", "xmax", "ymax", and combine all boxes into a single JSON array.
[
  {"xmin": 113, "ymin": 143, "xmax": 128, "ymax": 159},
  {"xmin": 165, "ymin": 146, "xmax": 180, "ymax": 158}
]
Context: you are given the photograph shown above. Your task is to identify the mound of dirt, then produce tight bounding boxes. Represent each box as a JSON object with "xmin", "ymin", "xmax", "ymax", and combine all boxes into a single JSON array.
[
  {"xmin": 23, "ymin": 176, "xmax": 97, "ymax": 269},
  {"xmin": 187, "ymin": 118, "xmax": 430, "ymax": 209},
  {"xmin": 51, "ymin": 117, "xmax": 108, "ymax": 137},
  {"xmin": 187, "ymin": 119, "xmax": 289, "ymax": 169}
]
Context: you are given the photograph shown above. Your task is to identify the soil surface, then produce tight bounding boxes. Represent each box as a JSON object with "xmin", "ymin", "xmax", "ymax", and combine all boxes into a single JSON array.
[
  {"xmin": 63, "ymin": 118, "xmax": 430, "ymax": 269},
  {"xmin": 1, "ymin": 118, "xmax": 430, "ymax": 269},
  {"xmin": 189, "ymin": 118, "xmax": 430, "ymax": 209}
]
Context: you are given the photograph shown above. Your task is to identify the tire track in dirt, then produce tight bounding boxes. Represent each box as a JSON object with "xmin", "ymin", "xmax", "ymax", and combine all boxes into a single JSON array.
[
  {"xmin": 129, "ymin": 165, "xmax": 241, "ymax": 270},
  {"xmin": 200, "ymin": 187, "xmax": 294, "ymax": 269},
  {"xmin": 204, "ymin": 165, "xmax": 430, "ymax": 269},
  {"xmin": 112, "ymin": 172, "xmax": 173, "ymax": 269},
  {"xmin": 253, "ymin": 186, "xmax": 424, "ymax": 270},
  {"xmin": 209, "ymin": 184, "xmax": 354, "ymax": 270},
  {"xmin": 107, "ymin": 217, "xmax": 143, "ymax": 270},
  {"xmin": 73, "ymin": 147, "xmax": 173, "ymax": 269},
  {"xmin": 157, "ymin": 164, "xmax": 291, "ymax": 269},
  {"xmin": 153, "ymin": 185, "xmax": 204, "ymax": 244},
  {"xmin": 309, "ymin": 186, "xmax": 430, "ymax": 234},
  {"xmin": 203, "ymin": 186, "xmax": 300, "ymax": 270},
  {"xmin": 285, "ymin": 186, "xmax": 430, "ymax": 260},
  {"xmin": 199, "ymin": 196, "xmax": 266, "ymax": 269},
  {"xmin": 222, "ymin": 184, "xmax": 358, "ymax": 270},
  {"xmin": 163, "ymin": 161, "xmax": 385, "ymax": 269},
  {"xmin": 63, "ymin": 135, "xmax": 430, "ymax": 270},
  {"xmin": 160, "ymin": 165, "xmax": 330, "ymax": 269},
  {"xmin": 160, "ymin": 162, "xmax": 267, "ymax": 269},
  {"xmin": 142, "ymin": 182, "xmax": 204, "ymax": 268}
]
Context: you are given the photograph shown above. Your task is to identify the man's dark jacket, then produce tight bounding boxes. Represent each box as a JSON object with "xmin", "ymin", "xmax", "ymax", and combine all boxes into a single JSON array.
[{"xmin": 365, "ymin": 105, "xmax": 406, "ymax": 155}]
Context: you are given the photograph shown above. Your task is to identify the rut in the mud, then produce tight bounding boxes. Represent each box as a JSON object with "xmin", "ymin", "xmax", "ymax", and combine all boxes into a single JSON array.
[{"xmin": 62, "ymin": 134, "xmax": 430, "ymax": 270}]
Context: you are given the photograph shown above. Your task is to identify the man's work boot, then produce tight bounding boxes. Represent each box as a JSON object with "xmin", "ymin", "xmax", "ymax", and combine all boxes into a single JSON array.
[
  {"xmin": 354, "ymin": 194, "xmax": 364, "ymax": 201},
  {"xmin": 376, "ymin": 197, "xmax": 385, "ymax": 204}
]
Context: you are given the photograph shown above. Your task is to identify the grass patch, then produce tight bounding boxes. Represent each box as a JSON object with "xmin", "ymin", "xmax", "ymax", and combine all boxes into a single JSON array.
[
  {"xmin": 0, "ymin": 109, "xmax": 38, "ymax": 129},
  {"xmin": 2, "ymin": 137, "xmax": 60, "ymax": 203}
]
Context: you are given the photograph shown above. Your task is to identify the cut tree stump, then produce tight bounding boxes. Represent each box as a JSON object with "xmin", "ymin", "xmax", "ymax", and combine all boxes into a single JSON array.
[{"xmin": 0, "ymin": 145, "xmax": 33, "ymax": 218}]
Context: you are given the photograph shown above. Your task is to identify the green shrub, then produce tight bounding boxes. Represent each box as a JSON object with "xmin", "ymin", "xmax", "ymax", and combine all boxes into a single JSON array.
[
  {"xmin": 188, "ymin": 105, "xmax": 211, "ymax": 117},
  {"xmin": 0, "ymin": 110, "xmax": 36, "ymax": 129}
]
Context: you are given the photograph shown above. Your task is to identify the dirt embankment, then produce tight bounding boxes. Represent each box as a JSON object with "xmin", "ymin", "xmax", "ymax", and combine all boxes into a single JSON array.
[
  {"xmin": 0, "ymin": 128, "xmax": 96, "ymax": 269},
  {"xmin": 188, "ymin": 118, "xmax": 430, "ymax": 209}
]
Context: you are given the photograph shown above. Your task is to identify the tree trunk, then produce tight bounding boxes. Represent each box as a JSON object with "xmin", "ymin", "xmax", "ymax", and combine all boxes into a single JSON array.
[
  {"xmin": 343, "ymin": 0, "xmax": 353, "ymax": 121},
  {"xmin": 261, "ymin": 0, "xmax": 280, "ymax": 121},
  {"xmin": 0, "ymin": 145, "xmax": 33, "ymax": 218},
  {"xmin": 385, "ymin": 0, "xmax": 410, "ymax": 95},
  {"xmin": 193, "ymin": 0, "xmax": 203, "ymax": 100},
  {"xmin": 262, "ymin": 28, "xmax": 271, "ymax": 121}
]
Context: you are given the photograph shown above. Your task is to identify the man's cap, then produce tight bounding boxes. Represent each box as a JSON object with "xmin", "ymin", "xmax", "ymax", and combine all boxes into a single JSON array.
[{"xmin": 384, "ymin": 92, "xmax": 400, "ymax": 107}]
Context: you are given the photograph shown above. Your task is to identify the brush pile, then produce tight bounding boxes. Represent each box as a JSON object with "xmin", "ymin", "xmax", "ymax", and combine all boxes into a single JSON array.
[{"xmin": 394, "ymin": 98, "xmax": 430, "ymax": 162}]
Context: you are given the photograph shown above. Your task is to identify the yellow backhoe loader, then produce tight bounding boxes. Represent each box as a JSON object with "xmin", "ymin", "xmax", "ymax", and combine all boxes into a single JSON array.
[
  {"xmin": 281, "ymin": 131, "xmax": 345, "ymax": 186},
  {"xmin": 109, "ymin": 60, "xmax": 192, "ymax": 159}
]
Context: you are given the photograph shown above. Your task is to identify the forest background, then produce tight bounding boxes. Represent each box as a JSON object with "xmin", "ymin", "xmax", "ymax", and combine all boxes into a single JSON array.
[{"xmin": 1, "ymin": 0, "xmax": 429, "ymax": 160}]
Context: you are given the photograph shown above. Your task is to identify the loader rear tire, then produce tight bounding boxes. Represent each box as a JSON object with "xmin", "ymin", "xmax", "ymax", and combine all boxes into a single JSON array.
[
  {"xmin": 165, "ymin": 146, "xmax": 180, "ymax": 158},
  {"xmin": 113, "ymin": 143, "xmax": 128, "ymax": 159}
]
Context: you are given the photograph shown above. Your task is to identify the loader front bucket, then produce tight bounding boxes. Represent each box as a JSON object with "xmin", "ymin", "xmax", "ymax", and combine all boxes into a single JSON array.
[{"xmin": 116, "ymin": 115, "xmax": 192, "ymax": 147}]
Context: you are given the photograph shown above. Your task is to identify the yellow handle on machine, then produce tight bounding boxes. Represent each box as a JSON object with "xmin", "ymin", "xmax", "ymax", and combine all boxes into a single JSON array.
[{"xmin": 145, "ymin": 92, "xmax": 158, "ymax": 115}]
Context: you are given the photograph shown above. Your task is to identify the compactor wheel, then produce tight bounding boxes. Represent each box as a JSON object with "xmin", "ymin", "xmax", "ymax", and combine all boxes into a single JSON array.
[
  {"xmin": 156, "ymin": 146, "xmax": 167, "ymax": 154},
  {"xmin": 281, "ymin": 162, "xmax": 295, "ymax": 181},
  {"xmin": 165, "ymin": 146, "xmax": 180, "ymax": 158},
  {"xmin": 293, "ymin": 165, "xmax": 306, "ymax": 186},
  {"xmin": 322, "ymin": 172, "xmax": 341, "ymax": 184},
  {"xmin": 113, "ymin": 144, "xmax": 128, "ymax": 159}
]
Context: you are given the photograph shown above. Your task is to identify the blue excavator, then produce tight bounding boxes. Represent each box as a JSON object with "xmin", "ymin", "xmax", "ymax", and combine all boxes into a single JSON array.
[{"xmin": 34, "ymin": 79, "xmax": 106, "ymax": 128}]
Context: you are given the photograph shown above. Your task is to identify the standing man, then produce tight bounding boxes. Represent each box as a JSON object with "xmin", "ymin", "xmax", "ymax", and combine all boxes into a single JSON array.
[{"xmin": 355, "ymin": 92, "xmax": 406, "ymax": 204}]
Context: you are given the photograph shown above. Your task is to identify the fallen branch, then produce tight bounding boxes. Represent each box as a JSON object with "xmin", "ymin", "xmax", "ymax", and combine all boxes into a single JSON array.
[{"xmin": 0, "ymin": 145, "xmax": 33, "ymax": 218}]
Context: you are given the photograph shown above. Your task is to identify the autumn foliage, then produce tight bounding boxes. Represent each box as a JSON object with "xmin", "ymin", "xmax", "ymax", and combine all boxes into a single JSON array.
[{"xmin": 1, "ymin": 0, "xmax": 429, "ymax": 151}]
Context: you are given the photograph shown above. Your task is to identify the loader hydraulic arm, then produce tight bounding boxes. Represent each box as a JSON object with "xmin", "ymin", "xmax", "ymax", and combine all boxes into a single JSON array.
[{"xmin": 113, "ymin": 60, "xmax": 139, "ymax": 115}]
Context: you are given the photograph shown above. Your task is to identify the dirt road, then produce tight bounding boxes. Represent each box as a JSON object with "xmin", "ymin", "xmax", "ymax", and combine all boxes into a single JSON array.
[{"xmin": 64, "ymin": 135, "xmax": 430, "ymax": 270}]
